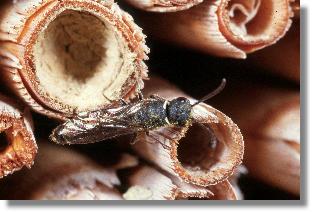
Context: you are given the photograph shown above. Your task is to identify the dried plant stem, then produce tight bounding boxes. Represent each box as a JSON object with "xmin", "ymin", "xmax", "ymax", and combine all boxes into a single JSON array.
[
  {"xmin": 212, "ymin": 82, "xmax": 300, "ymax": 195},
  {"xmin": 132, "ymin": 76, "xmax": 244, "ymax": 187},
  {"xmin": 123, "ymin": 165, "xmax": 178, "ymax": 200},
  {"xmin": 0, "ymin": 142, "xmax": 122, "ymax": 200},
  {"xmin": 0, "ymin": 94, "xmax": 37, "ymax": 178},
  {"xmin": 124, "ymin": 0, "xmax": 203, "ymax": 12},
  {"xmin": 244, "ymin": 135, "xmax": 300, "ymax": 195},
  {"xmin": 135, "ymin": 0, "xmax": 294, "ymax": 58},
  {"xmin": 249, "ymin": 20, "xmax": 300, "ymax": 82},
  {"xmin": 0, "ymin": 0, "xmax": 149, "ymax": 119},
  {"xmin": 124, "ymin": 165, "xmax": 237, "ymax": 200}
]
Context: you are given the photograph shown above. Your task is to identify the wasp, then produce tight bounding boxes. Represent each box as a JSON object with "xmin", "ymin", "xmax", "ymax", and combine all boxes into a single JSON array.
[{"xmin": 49, "ymin": 79, "xmax": 226, "ymax": 145}]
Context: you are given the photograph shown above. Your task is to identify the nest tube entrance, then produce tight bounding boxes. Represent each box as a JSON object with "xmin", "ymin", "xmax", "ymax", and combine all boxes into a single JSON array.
[
  {"xmin": 173, "ymin": 103, "xmax": 244, "ymax": 186},
  {"xmin": 177, "ymin": 123, "xmax": 227, "ymax": 178},
  {"xmin": 0, "ymin": 95, "xmax": 37, "ymax": 178},
  {"xmin": 0, "ymin": 0, "xmax": 148, "ymax": 119},
  {"xmin": 32, "ymin": 9, "xmax": 133, "ymax": 112},
  {"xmin": 132, "ymin": 103, "xmax": 244, "ymax": 186}
]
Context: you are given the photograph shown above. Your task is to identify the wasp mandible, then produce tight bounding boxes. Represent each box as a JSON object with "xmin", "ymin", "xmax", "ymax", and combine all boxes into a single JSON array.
[{"xmin": 50, "ymin": 79, "xmax": 226, "ymax": 145}]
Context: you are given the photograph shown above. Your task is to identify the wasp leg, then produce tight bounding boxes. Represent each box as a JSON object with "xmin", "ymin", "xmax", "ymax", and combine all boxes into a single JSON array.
[
  {"xmin": 130, "ymin": 133, "xmax": 138, "ymax": 145},
  {"xmin": 103, "ymin": 92, "xmax": 128, "ymax": 107},
  {"xmin": 154, "ymin": 131, "xmax": 174, "ymax": 141},
  {"xmin": 130, "ymin": 132, "xmax": 157, "ymax": 146},
  {"xmin": 73, "ymin": 107, "xmax": 79, "ymax": 115},
  {"xmin": 145, "ymin": 132, "xmax": 171, "ymax": 150},
  {"xmin": 72, "ymin": 107, "xmax": 87, "ymax": 121},
  {"xmin": 102, "ymin": 93, "xmax": 113, "ymax": 103},
  {"xmin": 149, "ymin": 94, "xmax": 165, "ymax": 101},
  {"xmin": 138, "ymin": 91, "xmax": 144, "ymax": 100},
  {"xmin": 120, "ymin": 99, "xmax": 128, "ymax": 106},
  {"xmin": 70, "ymin": 107, "xmax": 80, "ymax": 118}
]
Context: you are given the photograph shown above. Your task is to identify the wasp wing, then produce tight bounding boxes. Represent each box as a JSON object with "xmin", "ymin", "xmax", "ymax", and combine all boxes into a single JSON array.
[{"xmin": 50, "ymin": 105, "xmax": 143, "ymax": 145}]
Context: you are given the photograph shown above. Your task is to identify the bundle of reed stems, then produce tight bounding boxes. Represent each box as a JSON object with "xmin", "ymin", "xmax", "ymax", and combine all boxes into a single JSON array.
[{"xmin": 0, "ymin": 0, "xmax": 300, "ymax": 200}]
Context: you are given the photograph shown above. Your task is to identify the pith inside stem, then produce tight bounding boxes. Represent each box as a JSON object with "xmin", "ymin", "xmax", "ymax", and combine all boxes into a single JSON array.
[{"xmin": 33, "ymin": 10, "xmax": 132, "ymax": 111}]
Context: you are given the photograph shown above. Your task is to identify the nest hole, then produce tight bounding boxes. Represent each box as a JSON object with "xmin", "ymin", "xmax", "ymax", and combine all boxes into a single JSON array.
[
  {"xmin": 177, "ymin": 123, "xmax": 225, "ymax": 172},
  {"xmin": 33, "ymin": 10, "xmax": 127, "ymax": 110},
  {"xmin": 0, "ymin": 126, "xmax": 25, "ymax": 155},
  {"xmin": 0, "ymin": 131, "xmax": 10, "ymax": 153}
]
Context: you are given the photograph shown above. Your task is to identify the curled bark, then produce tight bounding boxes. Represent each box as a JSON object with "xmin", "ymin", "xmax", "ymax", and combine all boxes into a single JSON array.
[
  {"xmin": 135, "ymin": 0, "xmax": 294, "ymax": 58},
  {"xmin": 0, "ymin": 142, "xmax": 122, "ymax": 200},
  {"xmin": 0, "ymin": 0, "xmax": 149, "ymax": 119},
  {"xmin": 132, "ymin": 76, "xmax": 244, "ymax": 187},
  {"xmin": 0, "ymin": 94, "xmax": 37, "ymax": 178}
]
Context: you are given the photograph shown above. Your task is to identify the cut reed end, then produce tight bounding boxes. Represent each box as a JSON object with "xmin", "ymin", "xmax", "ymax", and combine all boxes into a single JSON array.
[
  {"xmin": 0, "ymin": 122, "xmax": 36, "ymax": 178},
  {"xmin": 264, "ymin": 96, "xmax": 300, "ymax": 144},
  {"xmin": 33, "ymin": 10, "xmax": 135, "ymax": 111},
  {"xmin": 0, "ymin": 143, "xmax": 123, "ymax": 200},
  {"xmin": 0, "ymin": 96, "xmax": 37, "ymax": 178},
  {"xmin": 218, "ymin": 0, "xmax": 294, "ymax": 53},
  {"xmin": 125, "ymin": 0, "xmax": 204, "ymax": 12},
  {"xmin": 133, "ymin": 104, "xmax": 244, "ymax": 187},
  {"xmin": 132, "ymin": 76, "xmax": 244, "ymax": 187},
  {"xmin": 207, "ymin": 180, "xmax": 238, "ymax": 200},
  {"xmin": 125, "ymin": 166, "xmax": 178, "ymax": 200},
  {"xmin": 244, "ymin": 135, "xmax": 300, "ymax": 195},
  {"xmin": 133, "ymin": 0, "xmax": 294, "ymax": 58},
  {"xmin": 172, "ymin": 104, "xmax": 244, "ymax": 186},
  {"xmin": 0, "ymin": 0, "xmax": 149, "ymax": 119}
]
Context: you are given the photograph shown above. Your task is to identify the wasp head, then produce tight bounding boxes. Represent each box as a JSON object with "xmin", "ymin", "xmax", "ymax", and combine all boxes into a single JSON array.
[{"xmin": 167, "ymin": 97, "xmax": 192, "ymax": 126}]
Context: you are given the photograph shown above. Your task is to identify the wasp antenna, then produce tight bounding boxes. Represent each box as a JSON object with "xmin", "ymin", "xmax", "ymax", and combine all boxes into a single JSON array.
[{"xmin": 192, "ymin": 78, "xmax": 227, "ymax": 107}]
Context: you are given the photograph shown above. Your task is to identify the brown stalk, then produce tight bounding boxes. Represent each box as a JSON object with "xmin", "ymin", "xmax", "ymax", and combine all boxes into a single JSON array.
[
  {"xmin": 135, "ymin": 0, "xmax": 294, "ymax": 58},
  {"xmin": 249, "ymin": 19, "xmax": 300, "ymax": 82},
  {"xmin": 124, "ymin": 165, "xmax": 237, "ymax": 200},
  {"xmin": 227, "ymin": 165, "xmax": 247, "ymax": 200},
  {"xmin": 124, "ymin": 0, "xmax": 203, "ymax": 12},
  {"xmin": 207, "ymin": 180, "xmax": 237, "ymax": 200},
  {"xmin": 0, "ymin": 0, "xmax": 149, "ymax": 120},
  {"xmin": 123, "ymin": 165, "xmax": 178, "ymax": 200},
  {"xmin": 132, "ymin": 76, "xmax": 244, "ymax": 187},
  {"xmin": 211, "ymin": 82, "xmax": 300, "ymax": 195},
  {"xmin": 0, "ymin": 94, "xmax": 37, "ymax": 178},
  {"xmin": 291, "ymin": 0, "xmax": 300, "ymax": 19},
  {"xmin": 0, "ymin": 142, "xmax": 123, "ymax": 200}
]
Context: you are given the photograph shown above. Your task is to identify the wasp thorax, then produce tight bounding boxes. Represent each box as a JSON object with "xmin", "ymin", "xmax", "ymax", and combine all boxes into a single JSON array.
[{"xmin": 167, "ymin": 97, "xmax": 192, "ymax": 126}]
